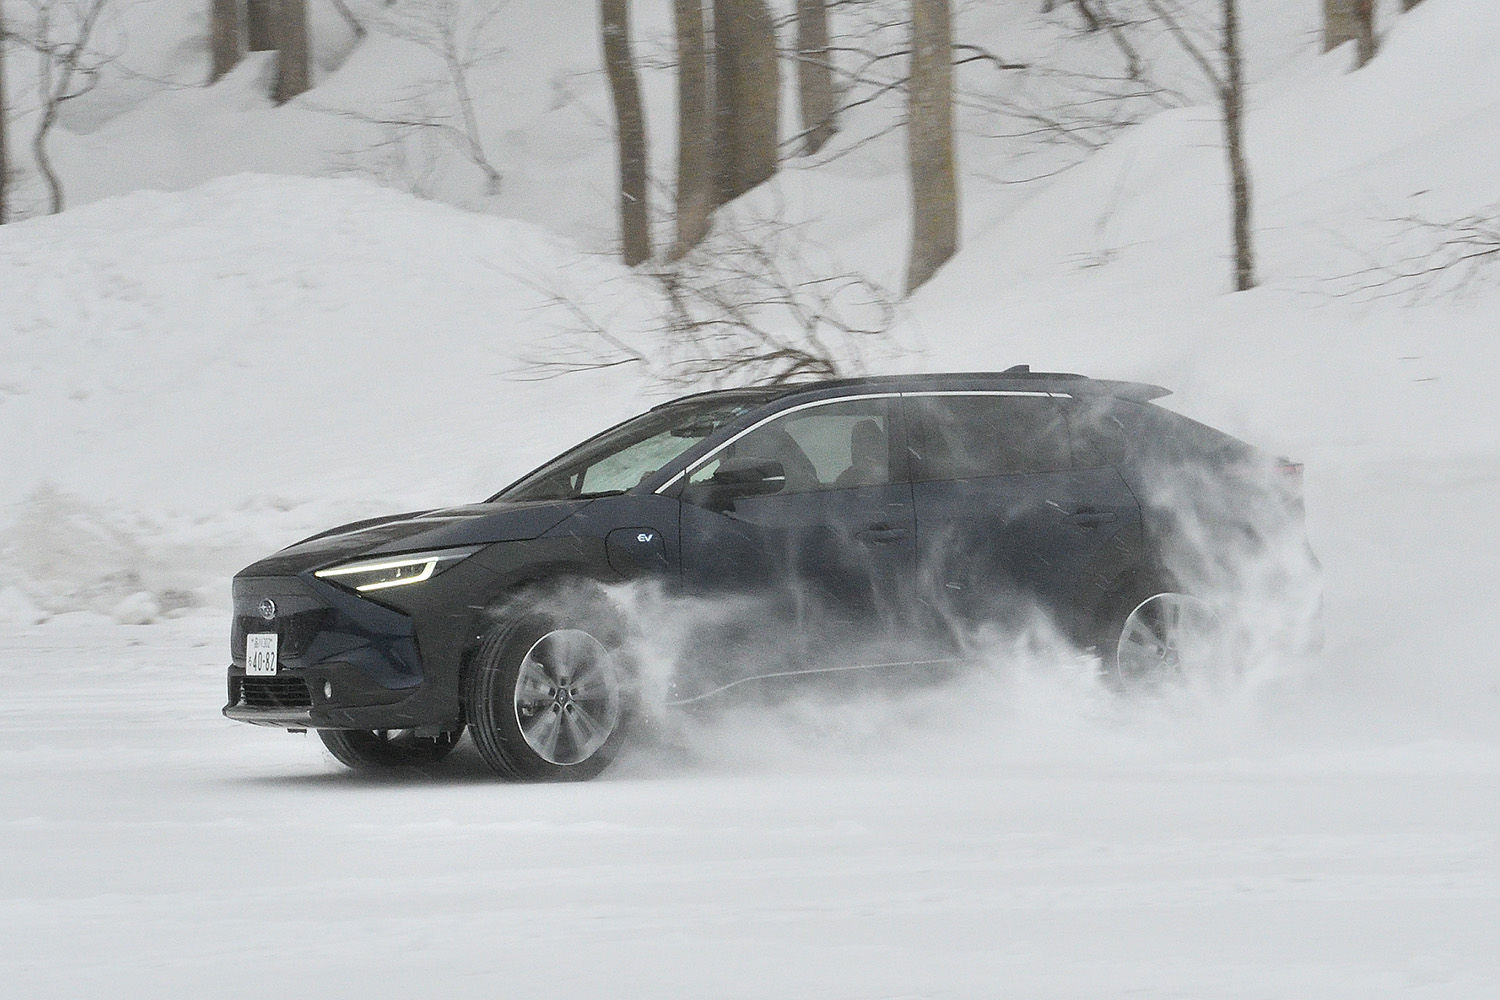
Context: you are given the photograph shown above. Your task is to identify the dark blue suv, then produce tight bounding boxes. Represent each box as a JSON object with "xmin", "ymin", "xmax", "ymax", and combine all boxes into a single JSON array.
[{"xmin": 225, "ymin": 368, "xmax": 1318, "ymax": 779}]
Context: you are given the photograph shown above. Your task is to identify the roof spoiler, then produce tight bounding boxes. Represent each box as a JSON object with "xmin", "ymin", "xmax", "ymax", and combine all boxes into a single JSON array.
[
  {"xmin": 1000, "ymin": 365, "xmax": 1170, "ymax": 402},
  {"xmin": 1085, "ymin": 379, "xmax": 1171, "ymax": 402}
]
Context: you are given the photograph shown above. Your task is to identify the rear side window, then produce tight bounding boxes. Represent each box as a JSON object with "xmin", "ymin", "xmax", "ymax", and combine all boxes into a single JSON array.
[
  {"xmin": 907, "ymin": 394, "xmax": 1070, "ymax": 480},
  {"xmin": 1142, "ymin": 404, "xmax": 1255, "ymax": 468}
]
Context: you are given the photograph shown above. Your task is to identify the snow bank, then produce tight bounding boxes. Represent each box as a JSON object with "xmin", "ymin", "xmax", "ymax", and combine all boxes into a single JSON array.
[{"xmin": 0, "ymin": 174, "xmax": 650, "ymax": 620}]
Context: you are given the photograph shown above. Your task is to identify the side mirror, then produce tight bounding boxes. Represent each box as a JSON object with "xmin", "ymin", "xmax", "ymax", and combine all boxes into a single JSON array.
[
  {"xmin": 683, "ymin": 457, "xmax": 786, "ymax": 511},
  {"xmin": 712, "ymin": 457, "xmax": 786, "ymax": 493}
]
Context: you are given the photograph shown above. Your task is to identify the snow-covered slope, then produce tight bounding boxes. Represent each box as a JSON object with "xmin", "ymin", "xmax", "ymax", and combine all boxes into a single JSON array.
[{"xmin": 0, "ymin": 173, "xmax": 657, "ymax": 619}]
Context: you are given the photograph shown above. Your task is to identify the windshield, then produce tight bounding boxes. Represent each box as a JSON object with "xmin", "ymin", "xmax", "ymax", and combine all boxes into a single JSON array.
[{"xmin": 493, "ymin": 394, "xmax": 771, "ymax": 502}]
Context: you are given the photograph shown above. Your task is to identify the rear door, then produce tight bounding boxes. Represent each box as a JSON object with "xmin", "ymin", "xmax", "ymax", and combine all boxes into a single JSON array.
[{"xmin": 904, "ymin": 391, "xmax": 1137, "ymax": 641}]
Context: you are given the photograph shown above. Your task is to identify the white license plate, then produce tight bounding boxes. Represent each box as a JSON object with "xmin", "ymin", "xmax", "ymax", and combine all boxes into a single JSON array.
[{"xmin": 246, "ymin": 633, "xmax": 279, "ymax": 676}]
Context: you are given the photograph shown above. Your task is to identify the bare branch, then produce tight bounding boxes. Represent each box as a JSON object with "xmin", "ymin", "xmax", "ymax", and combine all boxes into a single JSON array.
[
  {"xmin": 1327, "ymin": 205, "xmax": 1500, "ymax": 303},
  {"xmin": 517, "ymin": 210, "xmax": 899, "ymax": 389},
  {"xmin": 1140, "ymin": 0, "xmax": 1223, "ymax": 91},
  {"xmin": 320, "ymin": 0, "xmax": 509, "ymax": 197}
]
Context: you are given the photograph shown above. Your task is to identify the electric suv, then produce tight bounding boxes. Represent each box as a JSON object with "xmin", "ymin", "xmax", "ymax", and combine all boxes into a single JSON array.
[{"xmin": 225, "ymin": 368, "xmax": 1319, "ymax": 779}]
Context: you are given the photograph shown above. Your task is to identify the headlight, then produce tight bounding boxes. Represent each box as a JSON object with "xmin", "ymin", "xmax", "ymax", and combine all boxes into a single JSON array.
[{"xmin": 314, "ymin": 546, "xmax": 483, "ymax": 592}]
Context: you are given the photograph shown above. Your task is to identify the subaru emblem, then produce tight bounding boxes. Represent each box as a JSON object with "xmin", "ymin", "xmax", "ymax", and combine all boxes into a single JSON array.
[{"xmin": 258, "ymin": 598, "xmax": 277, "ymax": 621}]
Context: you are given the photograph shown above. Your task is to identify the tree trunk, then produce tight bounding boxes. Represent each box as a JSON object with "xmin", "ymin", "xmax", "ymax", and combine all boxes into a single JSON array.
[
  {"xmin": 246, "ymin": 0, "xmax": 276, "ymax": 51},
  {"xmin": 672, "ymin": 0, "xmax": 713, "ymax": 258},
  {"xmin": 905, "ymin": 0, "xmax": 958, "ymax": 295},
  {"xmin": 32, "ymin": 2, "xmax": 64, "ymax": 217},
  {"xmin": 1073, "ymin": 0, "xmax": 1102, "ymax": 31},
  {"xmin": 34, "ymin": 99, "xmax": 63, "ymax": 216},
  {"xmin": 602, "ymin": 0, "xmax": 652, "ymax": 266},
  {"xmin": 0, "ymin": 6, "xmax": 9, "ymax": 225},
  {"xmin": 1324, "ymin": 0, "xmax": 1375, "ymax": 67},
  {"xmin": 210, "ymin": 0, "xmax": 242, "ymax": 83},
  {"xmin": 273, "ymin": 0, "xmax": 311, "ymax": 103},
  {"xmin": 713, "ymin": 0, "xmax": 779, "ymax": 204},
  {"xmin": 795, "ymin": 0, "xmax": 836, "ymax": 156},
  {"xmin": 1354, "ymin": 0, "xmax": 1375, "ymax": 67},
  {"xmin": 1222, "ymin": 0, "xmax": 1254, "ymax": 291}
]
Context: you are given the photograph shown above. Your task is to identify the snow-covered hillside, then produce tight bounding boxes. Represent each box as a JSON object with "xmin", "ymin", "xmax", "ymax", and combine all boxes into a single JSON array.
[{"xmin": 1, "ymin": 0, "xmax": 1498, "ymax": 996}]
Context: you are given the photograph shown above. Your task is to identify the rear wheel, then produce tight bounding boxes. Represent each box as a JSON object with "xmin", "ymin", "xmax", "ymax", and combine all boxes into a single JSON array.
[
  {"xmin": 466, "ymin": 612, "xmax": 630, "ymax": 781},
  {"xmin": 318, "ymin": 728, "xmax": 462, "ymax": 771},
  {"xmin": 1104, "ymin": 591, "xmax": 1227, "ymax": 691}
]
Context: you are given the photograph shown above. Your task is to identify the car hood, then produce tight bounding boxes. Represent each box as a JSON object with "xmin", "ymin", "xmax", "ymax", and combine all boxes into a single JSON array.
[{"xmin": 236, "ymin": 500, "xmax": 590, "ymax": 578}]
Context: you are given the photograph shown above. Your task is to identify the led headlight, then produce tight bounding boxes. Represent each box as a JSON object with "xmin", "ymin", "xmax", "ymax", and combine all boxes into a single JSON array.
[{"xmin": 314, "ymin": 546, "xmax": 482, "ymax": 592}]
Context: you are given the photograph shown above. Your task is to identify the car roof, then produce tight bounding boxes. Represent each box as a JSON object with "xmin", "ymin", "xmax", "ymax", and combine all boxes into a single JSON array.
[{"xmin": 651, "ymin": 367, "xmax": 1170, "ymax": 409}]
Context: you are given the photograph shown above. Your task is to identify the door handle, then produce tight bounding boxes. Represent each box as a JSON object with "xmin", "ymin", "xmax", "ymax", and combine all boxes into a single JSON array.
[
  {"xmin": 855, "ymin": 522, "xmax": 910, "ymax": 543},
  {"xmin": 1065, "ymin": 508, "xmax": 1117, "ymax": 528}
]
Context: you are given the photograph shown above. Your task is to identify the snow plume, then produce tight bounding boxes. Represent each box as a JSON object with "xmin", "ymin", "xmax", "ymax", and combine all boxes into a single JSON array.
[
  {"xmin": 1131, "ymin": 448, "xmax": 1325, "ymax": 692},
  {"xmin": 510, "ymin": 540, "xmax": 1321, "ymax": 781}
]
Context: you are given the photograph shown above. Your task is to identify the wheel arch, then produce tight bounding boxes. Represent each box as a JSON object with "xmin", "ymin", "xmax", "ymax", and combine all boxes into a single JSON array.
[{"xmin": 456, "ymin": 562, "xmax": 626, "ymax": 715}]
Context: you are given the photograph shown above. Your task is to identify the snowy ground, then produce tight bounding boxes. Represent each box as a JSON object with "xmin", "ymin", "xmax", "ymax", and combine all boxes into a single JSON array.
[
  {"xmin": 3, "ymin": 0, "xmax": 1500, "ymax": 994},
  {"xmin": 3, "ymin": 588, "xmax": 1497, "ymax": 997}
]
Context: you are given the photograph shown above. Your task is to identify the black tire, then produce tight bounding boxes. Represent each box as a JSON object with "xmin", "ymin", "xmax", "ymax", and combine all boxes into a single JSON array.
[
  {"xmin": 318, "ymin": 728, "xmax": 462, "ymax": 771},
  {"xmin": 466, "ymin": 609, "xmax": 631, "ymax": 781}
]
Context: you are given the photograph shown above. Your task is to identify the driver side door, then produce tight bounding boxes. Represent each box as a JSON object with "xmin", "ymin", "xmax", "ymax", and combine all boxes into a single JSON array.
[{"xmin": 671, "ymin": 395, "xmax": 917, "ymax": 698}]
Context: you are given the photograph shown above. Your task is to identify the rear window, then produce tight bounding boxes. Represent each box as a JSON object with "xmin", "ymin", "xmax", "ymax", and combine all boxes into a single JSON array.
[{"xmin": 1141, "ymin": 405, "xmax": 1256, "ymax": 467}]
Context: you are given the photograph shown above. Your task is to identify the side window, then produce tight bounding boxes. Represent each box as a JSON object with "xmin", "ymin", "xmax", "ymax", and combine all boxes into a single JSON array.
[
  {"xmin": 908, "ymin": 394, "xmax": 1070, "ymax": 480},
  {"xmin": 1065, "ymin": 399, "xmax": 1127, "ymax": 468},
  {"xmin": 687, "ymin": 398, "xmax": 895, "ymax": 494}
]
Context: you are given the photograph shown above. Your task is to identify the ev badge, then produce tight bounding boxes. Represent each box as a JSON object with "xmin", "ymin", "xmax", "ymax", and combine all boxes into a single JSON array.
[
  {"xmin": 258, "ymin": 598, "xmax": 277, "ymax": 621},
  {"xmin": 636, "ymin": 532, "xmax": 655, "ymax": 544}
]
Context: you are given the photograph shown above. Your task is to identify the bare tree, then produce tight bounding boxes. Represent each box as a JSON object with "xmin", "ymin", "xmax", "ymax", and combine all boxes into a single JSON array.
[
  {"xmin": 713, "ymin": 0, "xmax": 779, "ymax": 203},
  {"xmin": 795, "ymin": 0, "xmax": 836, "ymax": 155},
  {"xmin": 210, "ymin": 0, "xmax": 240, "ymax": 82},
  {"xmin": 905, "ymin": 0, "xmax": 958, "ymax": 294},
  {"xmin": 1070, "ymin": 0, "xmax": 1104, "ymax": 31},
  {"xmin": 22, "ymin": 0, "xmax": 114, "ymax": 215},
  {"xmin": 1355, "ymin": 0, "xmax": 1375, "ymax": 67},
  {"xmin": 328, "ymin": 0, "xmax": 368, "ymax": 41},
  {"xmin": 1, "ymin": 5, "xmax": 9, "ymax": 225},
  {"xmin": 273, "ymin": 0, "xmax": 310, "ymax": 102},
  {"xmin": 602, "ymin": 0, "xmax": 650, "ymax": 265},
  {"xmin": 1330, "ymin": 204, "xmax": 1500, "ymax": 303},
  {"xmin": 1324, "ymin": 0, "xmax": 1375, "ymax": 68},
  {"xmin": 522, "ymin": 210, "xmax": 897, "ymax": 389},
  {"xmin": 246, "ymin": 0, "xmax": 274, "ymax": 52},
  {"xmin": 1221, "ymin": 0, "xmax": 1252, "ymax": 290},
  {"xmin": 672, "ymin": 0, "xmax": 713, "ymax": 258},
  {"xmin": 1135, "ymin": 0, "xmax": 1254, "ymax": 289},
  {"xmin": 322, "ymin": 1, "xmax": 508, "ymax": 197}
]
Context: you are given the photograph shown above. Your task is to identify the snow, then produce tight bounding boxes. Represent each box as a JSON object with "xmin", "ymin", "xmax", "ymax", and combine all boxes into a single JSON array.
[{"xmin": 3, "ymin": 0, "xmax": 1499, "ymax": 995}]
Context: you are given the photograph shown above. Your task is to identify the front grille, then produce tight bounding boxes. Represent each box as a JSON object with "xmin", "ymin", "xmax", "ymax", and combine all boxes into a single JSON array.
[
  {"xmin": 241, "ymin": 676, "xmax": 312, "ymax": 710},
  {"xmin": 233, "ymin": 609, "xmax": 334, "ymax": 660}
]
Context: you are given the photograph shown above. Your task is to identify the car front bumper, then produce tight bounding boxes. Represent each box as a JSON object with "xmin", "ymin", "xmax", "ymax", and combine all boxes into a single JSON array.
[{"xmin": 224, "ymin": 572, "xmax": 472, "ymax": 732}]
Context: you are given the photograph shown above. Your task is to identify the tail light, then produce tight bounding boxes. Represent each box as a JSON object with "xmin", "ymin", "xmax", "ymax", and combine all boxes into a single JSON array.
[{"xmin": 1276, "ymin": 457, "xmax": 1305, "ymax": 512}]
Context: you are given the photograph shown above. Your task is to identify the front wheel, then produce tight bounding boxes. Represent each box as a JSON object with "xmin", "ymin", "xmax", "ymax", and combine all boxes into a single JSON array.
[
  {"xmin": 318, "ymin": 727, "xmax": 462, "ymax": 771},
  {"xmin": 466, "ymin": 614, "xmax": 630, "ymax": 781},
  {"xmin": 1104, "ymin": 591, "xmax": 1228, "ymax": 691}
]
